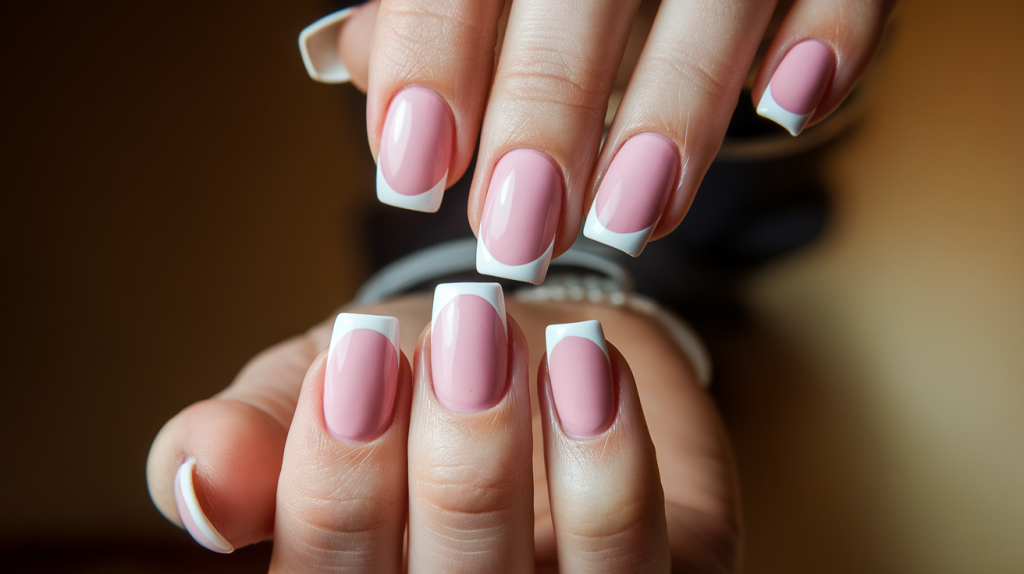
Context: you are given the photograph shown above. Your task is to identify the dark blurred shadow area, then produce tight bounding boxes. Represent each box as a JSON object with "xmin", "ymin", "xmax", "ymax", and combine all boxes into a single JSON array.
[
  {"xmin": 2, "ymin": 0, "xmax": 1021, "ymax": 573},
  {"xmin": 1, "ymin": 1, "xmax": 374, "ymax": 571}
]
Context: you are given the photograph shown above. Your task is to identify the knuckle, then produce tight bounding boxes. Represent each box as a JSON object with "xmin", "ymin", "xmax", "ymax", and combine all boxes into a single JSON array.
[
  {"xmin": 496, "ymin": 37, "xmax": 609, "ymax": 116},
  {"xmin": 640, "ymin": 50, "xmax": 732, "ymax": 102},
  {"xmin": 563, "ymin": 495, "xmax": 654, "ymax": 545},
  {"xmin": 413, "ymin": 458, "xmax": 523, "ymax": 519},
  {"xmin": 378, "ymin": 3, "xmax": 489, "ymax": 71},
  {"xmin": 281, "ymin": 483, "xmax": 402, "ymax": 542}
]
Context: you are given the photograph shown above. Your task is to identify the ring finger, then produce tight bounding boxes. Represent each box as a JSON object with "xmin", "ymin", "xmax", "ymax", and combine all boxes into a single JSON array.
[{"xmin": 583, "ymin": 0, "xmax": 778, "ymax": 256}]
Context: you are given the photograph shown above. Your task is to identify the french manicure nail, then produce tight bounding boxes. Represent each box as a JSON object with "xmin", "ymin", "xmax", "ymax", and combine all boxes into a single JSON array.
[
  {"xmin": 298, "ymin": 8, "xmax": 355, "ymax": 84},
  {"xmin": 546, "ymin": 320, "xmax": 615, "ymax": 438},
  {"xmin": 376, "ymin": 87, "xmax": 454, "ymax": 212},
  {"xmin": 583, "ymin": 133, "xmax": 680, "ymax": 256},
  {"xmin": 476, "ymin": 148, "xmax": 563, "ymax": 284},
  {"xmin": 430, "ymin": 283, "xmax": 508, "ymax": 411},
  {"xmin": 324, "ymin": 313, "xmax": 400, "ymax": 442},
  {"xmin": 175, "ymin": 457, "xmax": 234, "ymax": 554},
  {"xmin": 757, "ymin": 39, "xmax": 836, "ymax": 136}
]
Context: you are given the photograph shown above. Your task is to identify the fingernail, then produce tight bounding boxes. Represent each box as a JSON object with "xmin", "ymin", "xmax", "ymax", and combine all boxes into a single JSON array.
[
  {"xmin": 545, "ymin": 320, "xmax": 615, "ymax": 438},
  {"xmin": 583, "ymin": 133, "xmax": 680, "ymax": 257},
  {"xmin": 476, "ymin": 148, "xmax": 563, "ymax": 284},
  {"xmin": 174, "ymin": 457, "xmax": 234, "ymax": 554},
  {"xmin": 298, "ymin": 8, "xmax": 355, "ymax": 84},
  {"xmin": 324, "ymin": 313, "xmax": 400, "ymax": 442},
  {"xmin": 376, "ymin": 87, "xmax": 454, "ymax": 212},
  {"xmin": 757, "ymin": 39, "xmax": 836, "ymax": 136},
  {"xmin": 430, "ymin": 283, "xmax": 508, "ymax": 411}
]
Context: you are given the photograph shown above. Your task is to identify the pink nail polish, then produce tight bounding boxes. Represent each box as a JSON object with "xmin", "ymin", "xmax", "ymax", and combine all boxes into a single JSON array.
[
  {"xmin": 757, "ymin": 39, "xmax": 836, "ymax": 136},
  {"xmin": 476, "ymin": 148, "xmax": 563, "ymax": 284},
  {"xmin": 175, "ymin": 457, "xmax": 234, "ymax": 553},
  {"xmin": 583, "ymin": 133, "xmax": 680, "ymax": 257},
  {"xmin": 430, "ymin": 283, "xmax": 508, "ymax": 412},
  {"xmin": 545, "ymin": 320, "xmax": 615, "ymax": 438},
  {"xmin": 323, "ymin": 313, "xmax": 400, "ymax": 442},
  {"xmin": 376, "ymin": 87, "xmax": 454, "ymax": 212}
]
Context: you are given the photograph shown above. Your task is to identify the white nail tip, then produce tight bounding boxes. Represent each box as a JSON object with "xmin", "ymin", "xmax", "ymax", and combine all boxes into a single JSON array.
[
  {"xmin": 431, "ymin": 283, "xmax": 506, "ymax": 331},
  {"xmin": 545, "ymin": 320, "xmax": 608, "ymax": 360},
  {"xmin": 582, "ymin": 205, "xmax": 654, "ymax": 257},
  {"xmin": 329, "ymin": 314, "xmax": 400, "ymax": 358},
  {"xmin": 476, "ymin": 239, "xmax": 554, "ymax": 285},
  {"xmin": 375, "ymin": 161, "xmax": 446, "ymax": 213},
  {"xmin": 756, "ymin": 84, "xmax": 812, "ymax": 136},
  {"xmin": 175, "ymin": 458, "xmax": 234, "ymax": 554},
  {"xmin": 298, "ymin": 9, "xmax": 354, "ymax": 84}
]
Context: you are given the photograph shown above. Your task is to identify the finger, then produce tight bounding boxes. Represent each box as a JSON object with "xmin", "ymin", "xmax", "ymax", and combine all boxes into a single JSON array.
[
  {"xmin": 540, "ymin": 320, "xmax": 671, "ymax": 573},
  {"xmin": 270, "ymin": 314, "xmax": 412, "ymax": 573},
  {"xmin": 298, "ymin": 1, "xmax": 379, "ymax": 90},
  {"xmin": 406, "ymin": 283, "xmax": 534, "ymax": 572},
  {"xmin": 471, "ymin": 0, "xmax": 643, "ymax": 284},
  {"xmin": 754, "ymin": 0, "xmax": 897, "ymax": 135},
  {"xmin": 147, "ymin": 319, "xmax": 333, "ymax": 551},
  {"xmin": 367, "ymin": 0, "xmax": 506, "ymax": 212},
  {"xmin": 583, "ymin": 0, "xmax": 778, "ymax": 256}
]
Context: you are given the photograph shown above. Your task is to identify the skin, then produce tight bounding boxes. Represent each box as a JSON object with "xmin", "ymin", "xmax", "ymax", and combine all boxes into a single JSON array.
[
  {"xmin": 342, "ymin": 0, "xmax": 896, "ymax": 253},
  {"xmin": 148, "ymin": 295, "xmax": 741, "ymax": 572},
  {"xmin": 146, "ymin": 0, "xmax": 898, "ymax": 568}
]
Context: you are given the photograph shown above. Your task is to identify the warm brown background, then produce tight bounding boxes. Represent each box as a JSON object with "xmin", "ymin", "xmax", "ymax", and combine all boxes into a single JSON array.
[{"xmin": 1, "ymin": 0, "xmax": 1021, "ymax": 572}]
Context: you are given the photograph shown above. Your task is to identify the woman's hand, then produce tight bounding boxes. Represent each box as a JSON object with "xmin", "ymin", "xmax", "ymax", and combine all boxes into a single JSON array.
[
  {"xmin": 303, "ymin": 0, "xmax": 895, "ymax": 281},
  {"xmin": 147, "ymin": 290, "xmax": 740, "ymax": 572}
]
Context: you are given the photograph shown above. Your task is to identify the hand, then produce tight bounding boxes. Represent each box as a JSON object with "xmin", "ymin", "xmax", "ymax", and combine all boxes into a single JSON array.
[
  {"xmin": 147, "ymin": 290, "xmax": 740, "ymax": 572},
  {"xmin": 303, "ymin": 0, "xmax": 895, "ymax": 280}
]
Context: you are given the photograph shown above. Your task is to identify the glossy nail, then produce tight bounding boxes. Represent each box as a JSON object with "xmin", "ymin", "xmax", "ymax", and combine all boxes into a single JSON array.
[
  {"xmin": 430, "ymin": 283, "xmax": 508, "ymax": 411},
  {"xmin": 757, "ymin": 39, "xmax": 836, "ymax": 136},
  {"xmin": 376, "ymin": 87, "xmax": 454, "ymax": 212},
  {"xmin": 298, "ymin": 8, "xmax": 355, "ymax": 84},
  {"xmin": 584, "ymin": 133, "xmax": 680, "ymax": 256},
  {"xmin": 175, "ymin": 457, "xmax": 234, "ymax": 554},
  {"xmin": 545, "ymin": 320, "xmax": 615, "ymax": 438},
  {"xmin": 324, "ymin": 313, "xmax": 400, "ymax": 442},
  {"xmin": 476, "ymin": 148, "xmax": 563, "ymax": 284}
]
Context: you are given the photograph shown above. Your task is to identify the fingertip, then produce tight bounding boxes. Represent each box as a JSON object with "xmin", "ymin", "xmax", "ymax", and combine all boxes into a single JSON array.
[{"xmin": 147, "ymin": 399, "xmax": 286, "ymax": 551}]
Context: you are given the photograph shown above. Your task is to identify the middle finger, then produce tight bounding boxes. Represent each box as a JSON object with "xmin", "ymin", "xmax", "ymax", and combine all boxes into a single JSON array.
[
  {"xmin": 471, "ymin": 0, "xmax": 643, "ymax": 284},
  {"xmin": 407, "ymin": 283, "xmax": 535, "ymax": 573}
]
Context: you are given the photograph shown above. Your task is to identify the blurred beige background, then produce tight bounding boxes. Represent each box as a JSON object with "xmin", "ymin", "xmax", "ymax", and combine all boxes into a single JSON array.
[{"xmin": 1, "ymin": 0, "xmax": 1020, "ymax": 572}]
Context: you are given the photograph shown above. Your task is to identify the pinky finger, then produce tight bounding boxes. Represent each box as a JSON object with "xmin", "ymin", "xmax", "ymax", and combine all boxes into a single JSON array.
[{"xmin": 754, "ymin": 0, "xmax": 898, "ymax": 135}]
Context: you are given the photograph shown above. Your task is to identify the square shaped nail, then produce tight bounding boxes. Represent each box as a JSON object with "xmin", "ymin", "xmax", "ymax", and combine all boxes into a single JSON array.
[
  {"xmin": 430, "ymin": 283, "xmax": 508, "ymax": 411},
  {"xmin": 376, "ymin": 87, "xmax": 454, "ymax": 212},
  {"xmin": 584, "ymin": 132, "xmax": 680, "ymax": 257},
  {"xmin": 476, "ymin": 148, "xmax": 563, "ymax": 284},
  {"xmin": 324, "ymin": 313, "xmax": 401, "ymax": 442},
  {"xmin": 545, "ymin": 320, "xmax": 614, "ymax": 438},
  {"xmin": 757, "ymin": 39, "xmax": 836, "ymax": 136}
]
